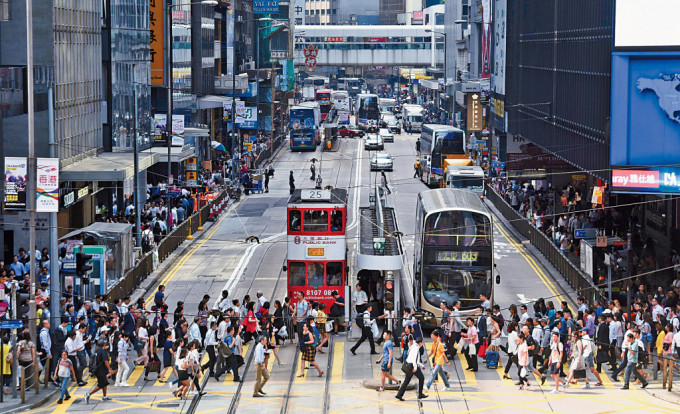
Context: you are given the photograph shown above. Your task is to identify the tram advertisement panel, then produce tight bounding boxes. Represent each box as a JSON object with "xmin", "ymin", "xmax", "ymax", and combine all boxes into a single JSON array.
[{"xmin": 287, "ymin": 235, "xmax": 345, "ymax": 259}]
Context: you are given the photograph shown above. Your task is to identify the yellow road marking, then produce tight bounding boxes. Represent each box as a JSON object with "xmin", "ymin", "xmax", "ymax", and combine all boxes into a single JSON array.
[
  {"xmin": 267, "ymin": 347, "xmax": 277, "ymax": 372},
  {"xmin": 600, "ymin": 369, "xmax": 615, "ymax": 389},
  {"xmin": 495, "ymin": 365, "xmax": 514, "ymax": 386},
  {"xmin": 330, "ymin": 341, "xmax": 344, "ymax": 384},
  {"xmin": 145, "ymin": 201, "xmax": 235, "ymax": 306},
  {"xmin": 125, "ymin": 365, "xmax": 145, "ymax": 386},
  {"xmin": 223, "ymin": 344, "xmax": 249, "ymax": 385},
  {"xmin": 458, "ymin": 353, "xmax": 477, "ymax": 385},
  {"xmin": 495, "ymin": 221, "xmax": 566, "ymax": 305}
]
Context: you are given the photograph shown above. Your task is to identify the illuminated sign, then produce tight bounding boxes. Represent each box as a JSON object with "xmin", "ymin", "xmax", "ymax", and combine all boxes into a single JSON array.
[
  {"xmin": 326, "ymin": 37, "xmax": 343, "ymax": 42},
  {"xmin": 467, "ymin": 93, "xmax": 483, "ymax": 131},
  {"xmin": 150, "ymin": 0, "xmax": 164, "ymax": 86},
  {"xmin": 436, "ymin": 251, "xmax": 479, "ymax": 263},
  {"xmin": 611, "ymin": 167, "xmax": 680, "ymax": 194},
  {"xmin": 308, "ymin": 248, "xmax": 325, "ymax": 256}
]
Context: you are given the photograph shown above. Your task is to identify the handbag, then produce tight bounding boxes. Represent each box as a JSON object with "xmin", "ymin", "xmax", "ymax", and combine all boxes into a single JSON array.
[
  {"xmin": 146, "ymin": 360, "xmax": 161, "ymax": 373},
  {"xmin": 218, "ymin": 340, "xmax": 233, "ymax": 357},
  {"xmin": 477, "ymin": 338, "xmax": 488, "ymax": 358},
  {"xmin": 401, "ymin": 362, "xmax": 414, "ymax": 374},
  {"xmin": 468, "ymin": 343, "xmax": 477, "ymax": 356},
  {"xmin": 573, "ymin": 369, "xmax": 587, "ymax": 379},
  {"xmin": 325, "ymin": 321, "xmax": 334, "ymax": 332}
]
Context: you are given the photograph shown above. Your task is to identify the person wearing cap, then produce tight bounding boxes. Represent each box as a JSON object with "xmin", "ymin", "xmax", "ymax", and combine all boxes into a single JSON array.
[
  {"xmin": 253, "ymin": 335, "xmax": 269, "ymax": 397},
  {"xmin": 85, "ymin": 339, "xmax": 113, "ymax": 404},
  {"xmin": 413, "ymin": 158, "xmax": 421, "ymax": 178}
]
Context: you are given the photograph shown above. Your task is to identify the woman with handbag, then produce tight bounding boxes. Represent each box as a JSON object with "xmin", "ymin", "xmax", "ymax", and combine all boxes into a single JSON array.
[
  {"xmin": 661, "ymin": 323, "xmax": 674, "ymax": 391},
  {"xmin": 297, "ymin": 323, "xmax": 323, "ymax": 378},
  {"xmin": 517, "ymin": 332, "xmax": 531, "ymax": 390},
  {"xmin": 395, "ymin": 337, "xmax": 427, "ymax": 401},
  {"xmin": 144, "ymin": 326, "xmax": 161, "ymax": 381},
  {"xmin": 565, "ymin": 332, "xmax": 588, "ymax": 388}
]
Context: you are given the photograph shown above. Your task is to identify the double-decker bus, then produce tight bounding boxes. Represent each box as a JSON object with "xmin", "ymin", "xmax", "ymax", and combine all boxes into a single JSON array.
[
  {"xmin": 331, "ymin": 90, "xmax": 352, "ymax": 124},
  {"xmin": 290, "ymin": 103, "xmax": 321, "ymax": 150},
  {"xmin": 302, "ymin": 76, "xmax": 328, "ymax": 100},
  {"xmin": 356, "ymin": 93, "xmax": 379, "ymax": 130},
  {"xmin": 419, "ymin": 124, "xmax": 468, "ymax": 188},
  {"xmin": 286, "ymin": 188, "xmax": 348, "ymax": 310},
  {"xmin": 337, "ymin": 77, "xmax": 363, "ymax": 98},
  {"xmin": 315, "ymin": 89, "xmax": 333, "ymax": 121},
  {"xmin": 413, "ymin": 189, "xmax": 495, "ymax": 325}
]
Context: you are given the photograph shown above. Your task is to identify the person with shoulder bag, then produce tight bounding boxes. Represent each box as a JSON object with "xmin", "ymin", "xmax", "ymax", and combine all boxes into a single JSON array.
[
  {"xmin": 395, "ymin": 337, "xmax": 427, "ymax": 401},
  {"xmin": 17, "ymin": 331, "xmax": 36, "ymax": 373}
]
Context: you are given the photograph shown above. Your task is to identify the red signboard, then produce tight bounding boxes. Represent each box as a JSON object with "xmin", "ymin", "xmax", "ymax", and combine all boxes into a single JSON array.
[
  {"xmin": 413, "ymin": 11, "xmax": 424, "ymax": 21},
  {"xmin": 304, "ymin": 45, "xmax": 318, "ymax": 69},
  {"xmin": 369, "ymin": 37, "xmax": 386, "ymax": 43},
  {"xmin": 611, "ymin": 169, "xmax": 659, "ymax": 189}
]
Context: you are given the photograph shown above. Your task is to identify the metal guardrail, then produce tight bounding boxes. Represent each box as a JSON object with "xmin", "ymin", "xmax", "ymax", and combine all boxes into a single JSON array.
[
  {"xmin": 485, "ymin": 184, "xmax": 606, "ymax": 306},
  {"xmin": 107, "ymin": 191, "xmax": 227, "ymax": 302}
]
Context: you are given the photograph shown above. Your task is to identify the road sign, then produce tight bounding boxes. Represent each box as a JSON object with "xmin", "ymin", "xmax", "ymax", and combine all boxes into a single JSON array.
[
  {"xmin": 574, "ymin": 228, "xmax": 599, "ymax": 239},
  {"xmin": 596, "ymin": 235, "xmax": 607, "ymax": 247},
  {"xmin": 373, "ymin": 238, "xmax": 385, "ymax": 251},
  {"xmin": 0, "ymin": 319, "xmax": 23, "ymax": 330}
]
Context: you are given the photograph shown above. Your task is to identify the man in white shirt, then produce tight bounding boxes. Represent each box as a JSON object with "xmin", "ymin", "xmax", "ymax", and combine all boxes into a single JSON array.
[
  {"xmin": 651, "ymin": 298, "xmax": 664, "ymax": 322},
  {"xmin": 519, "ymin": 305, "xmax": 530, "ymax": 326},
  {"xmin": 256, "ymin": 291, "xmax": 268, "ymax": 310},
  {"xmin": 188, "ymin": 317, "xmax": 202, "ymax": 344},
  {"xmin": 217, "ymin": 290, "xmax": 231, "ymax": 312},
  {"xmin": 395, "ymin": 337, "xmax": 427, "ymax": 401},
  {"xmin": 65, "ymin": 330, "xmax": 86, "ymax": 385},
  {"xmin": 252, "ymin": 335, "xmax": 269, "ymax": 398},
  {"xmin": 352, "ymin": 284, "xmax": 368, "ymax": 315}
]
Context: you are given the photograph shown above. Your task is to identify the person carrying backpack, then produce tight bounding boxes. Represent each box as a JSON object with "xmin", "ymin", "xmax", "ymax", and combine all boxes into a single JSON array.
[{"xmin": 350, "ymin": 304, "xmax": 379, "ymax": 356}]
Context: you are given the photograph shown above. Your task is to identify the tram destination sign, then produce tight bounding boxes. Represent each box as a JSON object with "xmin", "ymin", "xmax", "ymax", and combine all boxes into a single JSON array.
[
  {"xmin": 437, "ymin": 251, "xmax": 479, "ymax": 263},
  {"xmin": 301, "ymin": 189, "xmax": 331, "ymax": 201}
]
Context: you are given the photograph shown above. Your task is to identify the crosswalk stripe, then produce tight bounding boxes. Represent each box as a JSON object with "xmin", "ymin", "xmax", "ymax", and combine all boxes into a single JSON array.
[
  {"xmin": 458, "ymin": 355, "xmax": 477, "ymax": 385},
  {"xmin": 495, "ymin": 366, "xmax": 514, "ymax": 386},
  {"xmin": 126, "ymin": 365, "xmax": 145, "ymax": 385},
  {"xmin": 223, "ymin": 344, "xmax": 249, "ymax": 385},
  {"xmin": 330, "ymin": 342, "xmax": 344, "ymax": 384}
]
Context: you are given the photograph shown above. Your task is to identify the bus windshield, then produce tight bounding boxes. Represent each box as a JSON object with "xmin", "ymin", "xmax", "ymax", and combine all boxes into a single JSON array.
[
  {"xmin": 424, "ymin": 211, "xmax": 490, "ymax": 247},
  {"xmin": 449, "ymin": 176, "xmax": 484, "ymax": 190},
  {"xmin": 436, "ymin": 132, "xmax": 465, "ymax": 155}
]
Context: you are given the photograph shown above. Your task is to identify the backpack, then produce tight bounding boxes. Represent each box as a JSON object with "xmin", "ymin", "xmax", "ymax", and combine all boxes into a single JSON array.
[
  {"xmin": 142, "ymin": 232, "xmax": 151, "ymax": 249},
  {"xmin": 355, "ymin": 311, "xmax": 366, "ymax": 329}
]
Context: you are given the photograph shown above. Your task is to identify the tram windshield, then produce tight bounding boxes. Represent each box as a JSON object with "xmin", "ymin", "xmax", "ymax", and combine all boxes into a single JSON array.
[{"xmin": 304, "ymin": 210, "xmax": 329, "ymax": 232}]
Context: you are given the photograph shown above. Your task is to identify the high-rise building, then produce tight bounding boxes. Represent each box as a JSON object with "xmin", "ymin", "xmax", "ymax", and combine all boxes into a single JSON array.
[
  {"xmin": 379, "ymin": 0, "xmax": 405, "ymax": 25},
  {"xmin": 305, "ymin": 0, "xmax": 337, "ymax": 25}
]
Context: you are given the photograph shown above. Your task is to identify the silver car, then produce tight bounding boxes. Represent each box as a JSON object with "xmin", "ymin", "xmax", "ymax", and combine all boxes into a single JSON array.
[
  {"xmin": 364, "ymin": 134, "xmax": 384, "ymax": 150},
  {"xmin": 370, "ymin": 152, "xmax": 394, "ymax": 171},
  {"xmin": 379, "ymin": 128, "xmax": 394, "ymax": 143}
]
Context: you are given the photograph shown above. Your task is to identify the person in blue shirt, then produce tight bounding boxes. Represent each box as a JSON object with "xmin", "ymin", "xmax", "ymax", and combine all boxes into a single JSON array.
[
  {"xmin": 546, "ymin": 301, "xmax": 556, "ymax": 329},
  {"xmin": 38, "ymin": 267, "xmax": 50, "ymax": 286},
  {"xmin": 214, "ymin": 325, "xmax": 241, "ymax": 382},
  {"xmin": 557, "ymin": 311, "xmax": 567, "ymax": 341},
  {"xmin": 10, "ymin": 255, "xmax": 24, "ymax": 278},
  {"xmin": 376, "ymin": 330, "xmax": 399, "ymax": 392}
]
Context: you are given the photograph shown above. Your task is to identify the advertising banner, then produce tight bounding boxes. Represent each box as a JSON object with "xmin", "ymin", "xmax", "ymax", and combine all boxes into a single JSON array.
[
  {"xmin": 150, "ymin": 0, "xmax": 165, "ymax": 85},
  {"xmin": 490, "ymin": 0, "xmax": 507, "ymax": 131},
  {"xmin": 222, "ymin": 100, "xmax": 233, "ymax": 121},
  {"xmin": 4, "ymin": 157, "xmax": 27, "ymax": 210},
  {"xmin": 253, "ymin": 0, "xmax": 279, "ymax": 14},
  {"xmin": 236, "ymin": 105, "xmax": 257, "ymax": 129},
  {"xmin": 610, "ymin": 51, "xmax": 680, "ymax": 166},
  {"xmin": 36, "ymin": 158, "xmax": 59, "ymax": 212},
  {"xmin": 614, "ymin": 0, "xmax": 680, "ymax": 49},
  {"xmin": 611, "ymin": 167, "xmax": 680, "ymax": 194},
  {"xmin": 506, "ymin": 136, "xmax": 572, "ymax": 171},
  {"xmin": 153, "ymin": 114, "xmax": 168, "ymax": 145},
  {"xmin": 481, "ymin": 0, "xmax": 492, "ymax": 78},
  {"xmin": 172, "ymin": 114, "xmax": 185, "ymax": 146},
  {"xmin": 467, "ymin": 93, "xmax": 484, "ymax": 131}
]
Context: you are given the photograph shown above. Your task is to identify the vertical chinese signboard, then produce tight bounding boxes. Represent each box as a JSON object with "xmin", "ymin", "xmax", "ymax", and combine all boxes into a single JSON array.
[
  {"xmin": 185, "ymin": 157, "xmax": 198, "ymax": 187},
  {"xmin": 150, "ymin": 0, "xmax": 165, "ymax": 86},
  {"xmin": 467, "ymin": 93, "xmax": 483, "ymax": 131},
  {"xmin": 36, "ymin": 158, "xmax": 59, "ymax": 212},
  {"xmin": 4, "ymin": 157, "xmax": 27, "ymax": 210}
]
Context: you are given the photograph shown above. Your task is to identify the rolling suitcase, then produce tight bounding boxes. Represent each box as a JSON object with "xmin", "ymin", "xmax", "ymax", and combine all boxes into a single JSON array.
[{"xmin": 485, "ymin": 350, "xmax": 500, "ymax": 369}]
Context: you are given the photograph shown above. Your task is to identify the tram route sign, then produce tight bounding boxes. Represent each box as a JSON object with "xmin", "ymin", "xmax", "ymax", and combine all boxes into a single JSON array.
[
  {"xmin": 301, "ymin": 189, "xmax": 331, "ymax": 201},
  {"xmin": 373, "ymin": 237, "xmax": 385, "ymax": 251}
]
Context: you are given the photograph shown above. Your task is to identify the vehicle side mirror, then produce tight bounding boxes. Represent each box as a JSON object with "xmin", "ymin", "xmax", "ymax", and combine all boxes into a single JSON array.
[
  {"xmin": 282, "ymin": 265, "xmax": 287, "ymax": 272},
  {"xmin": 496, "ymin": 274, "xmax": 501, "ymax": 284}
]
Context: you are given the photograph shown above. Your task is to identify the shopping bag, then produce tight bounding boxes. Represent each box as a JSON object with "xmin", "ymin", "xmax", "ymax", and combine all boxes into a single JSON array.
[{"xmin": 477, "ymin": 338, "xmax": 488, "ymax": 358}]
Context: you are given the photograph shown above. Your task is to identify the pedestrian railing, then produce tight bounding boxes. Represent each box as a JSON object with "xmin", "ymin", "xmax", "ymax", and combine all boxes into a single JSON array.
[
  {"xmin": 485, "ymin": 184, "xmax": 606, "ymax": 306},
  {"xmin": 107, "ymin": 191, "xmax": 227, "ymax": 302}
]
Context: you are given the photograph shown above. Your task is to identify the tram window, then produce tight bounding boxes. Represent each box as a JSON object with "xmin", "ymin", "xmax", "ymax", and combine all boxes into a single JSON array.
[
  {"xmin": 289, "ymin": 262, "xmax": 306, "ymax": 286},
  {"xmin": 308, "ymin": 263, "xmax": 325, "ymax": 289},
  {"xmin": 303, "ymin": 210, "xmax": 329, "ymax": 232},
  {"xmin": 326, "ymin": 262, "xmax": 343, "ymax": 286},
  {"xmin": 289, "ymin": 210, "xmax": 302, "ymax": 232},
  {"xmin": 330, "ymin": 210, "xmax": 343, "ymax": 232}
]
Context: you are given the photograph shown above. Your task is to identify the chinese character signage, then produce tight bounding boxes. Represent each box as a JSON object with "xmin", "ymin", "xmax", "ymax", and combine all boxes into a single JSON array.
[
  {"xmin": 236, "ymin": 106, "xmax": 257, "ymax": 129},
  {"xmin": 172, "ymin": 115, "xmax": 185, "ymax": 146},
  {"xmin": 36, "ymin": 158, "xmax": 59, "ymax": 212},
  {"xmin": 150, "ymin": 0, "xmax": 165, "ymax": 86},
  {"xmin": 4, "ymin": 157, "xmax": 27, "ymax": 210},
  {"xmin": 467, "ymin": 93, "xmax": 483, "ymax": 131},
  {"xmin": 253, "ymin": 0, "xmax": 279, "ymax": 14},
  {"xmin": 611, "ymin": 167, "xmax": 680, "ymax": 194}
]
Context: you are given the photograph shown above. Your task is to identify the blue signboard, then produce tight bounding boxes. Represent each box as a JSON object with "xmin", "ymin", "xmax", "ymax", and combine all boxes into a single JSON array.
[
  {"xmin": 491, "ymin": 161, "xmax": 505, "ymax": 169},
  {"xmin": 0, "ymin": 319, "xmax": 24, "ymax": 330},
  {"xmin": 253, "ymin": 0, "xmax": 279, "ymax": 14},
  {"xmin": 574, "ymin": 228, "xmax": 599, "ymax": 239},
  {"xmin": 610, "ymin": 51, "xmax": 680, "ymax": 167}
]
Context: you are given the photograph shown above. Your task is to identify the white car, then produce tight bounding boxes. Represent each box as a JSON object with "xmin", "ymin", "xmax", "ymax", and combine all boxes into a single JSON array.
[
  {"xmin": 379, "ymin": 128, "xmax": 394, "ymax": 143},
  {"xmin": 370, "ymin": 152, "xmax": 394, "ymax": 171},
  {"xmin": 364, "ymin": 134, "xmax": 384, "ymax": 150}
]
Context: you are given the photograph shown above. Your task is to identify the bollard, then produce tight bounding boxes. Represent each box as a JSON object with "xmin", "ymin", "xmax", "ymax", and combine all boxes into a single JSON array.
[
  {"xmin": 20, "ymin": 366, "xmax": 25, "ymax": 403},
  {"xmin": 35, "ymin": 361, "xmax": 39, "ymax": 394},
  {"xmin": 43, "ymin": 356, "xmax": 51, "ymax": 388},
  {"xmin": 652, "ymin": 351, "xmax": 658, "ymax": 381}
]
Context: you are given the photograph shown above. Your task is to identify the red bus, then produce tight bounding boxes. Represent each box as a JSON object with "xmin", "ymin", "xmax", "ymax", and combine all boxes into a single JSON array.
[
  {"xmin": 286, "ymin": 188, "xmax": 348, "ymax": 310},
  {"xmin": 316, "ymin": 89, "xmax": 333, "ymax": 121}
]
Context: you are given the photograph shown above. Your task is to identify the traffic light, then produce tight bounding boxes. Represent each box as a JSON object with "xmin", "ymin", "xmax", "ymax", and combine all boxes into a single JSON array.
[
  {"xmin": 76, "ymin": 252, "xmax": 93, "ymax": 277},
  {"xmin": 384, "ymin": 271, "xmax": 395, "ymax": 312}
]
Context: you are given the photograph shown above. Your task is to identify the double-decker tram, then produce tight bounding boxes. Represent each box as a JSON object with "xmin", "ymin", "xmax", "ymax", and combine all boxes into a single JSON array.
[
  {"xmin": 286, "ymin": 188, "xmax": 348, "ymax": 309},
  {"xmin": 413, "ymin": 189, "xmax": 496, "ymax": 326},
  {"xmin": 315, "ymin": 89, "xmax": 333, "ymax": 120}
]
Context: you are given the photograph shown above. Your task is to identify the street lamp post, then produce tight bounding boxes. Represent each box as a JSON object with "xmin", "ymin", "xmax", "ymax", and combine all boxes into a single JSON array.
[{"xmin": 425, "ymin": 29, "xmax": 447, "ymax": 84}]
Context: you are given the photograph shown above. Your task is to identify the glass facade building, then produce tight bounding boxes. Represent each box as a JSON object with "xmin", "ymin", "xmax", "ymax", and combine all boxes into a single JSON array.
[{"xmin": 110, "ymin": 0, "xmax": 152, "ymax": 151}]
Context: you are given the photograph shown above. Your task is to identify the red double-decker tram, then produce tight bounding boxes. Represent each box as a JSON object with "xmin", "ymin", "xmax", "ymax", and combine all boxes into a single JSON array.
[{"xmin": 286, "ymin": 188, "xmax": 348, "ymax": 309}]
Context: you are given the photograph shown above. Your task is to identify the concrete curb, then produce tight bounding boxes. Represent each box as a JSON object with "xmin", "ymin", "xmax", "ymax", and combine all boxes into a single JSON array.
[
  {"xmin": 644, "ymin": 387, "xmax": 680, "ymax": 405},
  {"xmin": 2, "ymin": 387, "xmax": 59, "ymax": 414}
]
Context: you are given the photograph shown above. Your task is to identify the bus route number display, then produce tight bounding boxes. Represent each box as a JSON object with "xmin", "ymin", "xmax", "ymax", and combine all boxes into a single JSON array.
[
  {"xmin": 301, "ymin": 189, "xmax": 331, "ymax": 201},
  {"xmin": 437, "ymin": 251, "xmax": 478, "ymax": 263},
  {"xmin": 307, "ymin": 248, "xmax": 325, "ymax": 256}
]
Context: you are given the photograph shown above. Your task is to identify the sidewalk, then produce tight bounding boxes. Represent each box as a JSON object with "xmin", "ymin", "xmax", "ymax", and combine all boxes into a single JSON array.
[{"xmin": 0, "ymin": 383, "xmax": 60, "ymax": 414}]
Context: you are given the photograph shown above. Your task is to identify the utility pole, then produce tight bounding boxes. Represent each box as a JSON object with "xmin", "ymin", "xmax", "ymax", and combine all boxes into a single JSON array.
[
  {"xmin": 167, "ymin": 0, "xmax": 174, "ymax": 183},
  {"xmin": 26, "ymin": 0, "xmax": 38, "ymax": 358},
  {"xmin": 47, "ymin": 88, "xmax": 60, "ymax": 333},
  {"xmin": 133, "ymin": 65, "xmax": 142, "ymax": 247}
]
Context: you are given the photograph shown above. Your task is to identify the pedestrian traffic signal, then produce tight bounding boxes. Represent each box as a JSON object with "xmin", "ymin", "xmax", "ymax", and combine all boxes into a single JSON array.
[
  {"xmin": 384, "ymin": 271, "xmax": 395, "ymax": 311},
  {"xmin": 76, "ymin": 252, "xmax": 93, "ymax": 277}
]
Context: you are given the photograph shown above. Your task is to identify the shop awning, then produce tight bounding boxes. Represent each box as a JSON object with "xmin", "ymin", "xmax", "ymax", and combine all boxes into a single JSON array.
[
  {"xmin": 60, "ymin": 152, "xmax": 159, "ymax": 182},
  {"xmin": 145, "ymin": 146, "xmax": 196, "ymax": 163}
]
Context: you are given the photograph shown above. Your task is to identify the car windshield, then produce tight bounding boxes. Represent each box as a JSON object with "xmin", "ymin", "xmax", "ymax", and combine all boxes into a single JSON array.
[{"xmin": 374, "ymin": 153, "xmax": 391, "ymax": 160}]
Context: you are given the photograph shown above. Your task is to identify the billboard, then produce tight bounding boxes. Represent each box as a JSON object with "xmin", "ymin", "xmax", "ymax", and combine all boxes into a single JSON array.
[
  {"xmin": 614, "ymin": 0, "xmax": 680, "ymax": 49},
  {"xmin": 610, "ymin": 51, "xmax": 680, "ymax": 167},
  {"xmin": 481, "ymin": 0, "xmax": 492, "ymax": 78},
  {"xmin": 4, "ymin": 157, "xmax": 27, "ymax": 210},
  {"xmin": 490, "ymin": 0, "xmax": 506, "ymax": 131},
  {"xmin": 467, "ymin": 93, "xmax": 483, "ymax": 131},
  {"xmin": 36, "ymin": 158, "xmax": 59, "ymax": 212},
  {"xmin": 611, "ymin": 167, "xmax": 680, "ymax": 194},
  {"xmin": 253, "ymin": 0, "xmax": 279, "ymax": 14},
  {"xmin": 506, "ymin": 136, "xmax": 572, "ymax": 171},
  {"xmin": 150, "ymin": 0, "xmax": 165, "ymax": 85}
]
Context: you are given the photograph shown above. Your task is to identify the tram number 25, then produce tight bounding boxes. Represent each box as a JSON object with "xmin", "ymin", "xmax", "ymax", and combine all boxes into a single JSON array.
[
  {"xmin": 301, "ymin": 189, "xmax": 330, "ymax": 201},
  {"xmin": 306, "ymin": 289, "xmax": 333, "ymax": 297}
]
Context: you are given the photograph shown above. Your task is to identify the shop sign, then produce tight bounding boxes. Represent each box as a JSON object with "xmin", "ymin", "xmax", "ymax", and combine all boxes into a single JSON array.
[
  {"xmin": 467, "ymin": 93, "xmax": 483, "ymax": 131},
  {"xmin": 611, "ymin": 167, "xmax": 680, "ymax": 194},
  {"xmin": 185, "ymin": 157, "xmax": 198, "ymax": 172},
  {"xmin": 3, "ymin": 157, "xmax": 27, "ymax": 210},
  {"xmin": 77, "ymin": 186, "xmax": 89, "ymax": 200},
  {"xmin": 63, "ymin": 191, "xmax": 75, "ymax": 207},
  {"xmin": 150, "ymin": 0, "xmax": 165, "ymax": 85},
  {"xmin": 254, "ymin": 0, "xmax": 279, "ymax": 14}
]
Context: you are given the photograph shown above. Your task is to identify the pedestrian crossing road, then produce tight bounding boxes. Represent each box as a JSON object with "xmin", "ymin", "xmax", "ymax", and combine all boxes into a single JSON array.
[{"xmin": 27, "ymin": 336, "xmax": 676, "ymax": 414}]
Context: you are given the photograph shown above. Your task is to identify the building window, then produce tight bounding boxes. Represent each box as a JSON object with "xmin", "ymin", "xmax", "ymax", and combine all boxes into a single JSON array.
[
  {"xmin": 321, "ymin": 9, "xmax": 325, "ymax": 14},
  {"xmin": 332, "ymin": 9, "xmax": 336, "ymax": 14},
  {"xmin": 0, "ymin": 0, "xmax": 9, "ymax": 20}
]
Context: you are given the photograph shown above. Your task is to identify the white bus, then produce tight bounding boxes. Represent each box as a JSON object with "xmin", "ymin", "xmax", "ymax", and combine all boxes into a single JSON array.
[{"xmin": 331, "ymin": 91, "xmax": 352, "ymax": 124}]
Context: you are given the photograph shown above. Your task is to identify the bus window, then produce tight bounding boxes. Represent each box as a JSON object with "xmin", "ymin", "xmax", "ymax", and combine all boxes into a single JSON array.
[
  {"xmin": 308, "ymin": 263, "xmax": 325, "ymax": 289},
  {"xmin": 304, "ymin": 210, "xmax": 329, "ymax": 232},
  {"xmin": 289, "ymin": 210, "xmax": 302, "ymax": 232},
  {"xmin": 326, "ymin": 262, "xmax": 343, "ymax": 286},
  {"xmin": 424, "ymin": 211, "xmax": 490, "ymax": 247},
  {"xmin": 289, "ymin": 262, "xmax": 306, "ymax": 286},
  {"xmin": 330, "ymin": 210, "xmax": 343, "ymax": 232}
]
